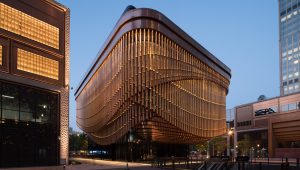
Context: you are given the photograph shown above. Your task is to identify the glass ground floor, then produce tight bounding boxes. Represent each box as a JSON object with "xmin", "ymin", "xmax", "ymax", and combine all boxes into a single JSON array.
[
  {"xmin": 88, "ymin": 131, "xmax": 190, "ymax": 161},
  {"xmin": 236, "ymin": 130, "xmax": 268, "ymax": 158},
  {"xmin": 0, "ymin": 80, "xmax": 60, "ymax": 168},
  {"xmin": 236, "ymin": 129, "xmax": 300, "ymax": 158}
]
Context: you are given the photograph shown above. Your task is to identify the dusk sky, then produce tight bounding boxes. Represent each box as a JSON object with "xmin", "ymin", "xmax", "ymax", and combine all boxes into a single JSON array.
[{"xmin": 58, "ymin": 0, "xmax": 279, "ymax": 131}]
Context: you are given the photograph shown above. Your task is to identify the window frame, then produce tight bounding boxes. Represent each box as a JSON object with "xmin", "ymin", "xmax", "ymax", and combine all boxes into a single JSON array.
[
  {"xmin": 11, "ymin": 42, "xmax": 64, "ymax": 86},
  {"xmin": 0, "ymin": 37, "xmax": 9, "ymax": 73}
]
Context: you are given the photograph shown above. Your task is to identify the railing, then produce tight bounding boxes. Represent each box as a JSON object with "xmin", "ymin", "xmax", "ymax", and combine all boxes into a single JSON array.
[
  {"xmin": 151, "ymin": 156, "xmax": 204, "ymax": 170},
  {"xmin": 195, "ymin": 156, "xmax": 233, "ymax": 170},
  {"xmin": 236, "ymin": 157, "xmax": 300, "ymax": 170}
]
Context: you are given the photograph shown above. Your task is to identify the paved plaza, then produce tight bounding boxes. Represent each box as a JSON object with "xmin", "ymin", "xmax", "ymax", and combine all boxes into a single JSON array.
[{"xmin": 1, "ymin": 158, "xmax": 160, "ymax": 170}]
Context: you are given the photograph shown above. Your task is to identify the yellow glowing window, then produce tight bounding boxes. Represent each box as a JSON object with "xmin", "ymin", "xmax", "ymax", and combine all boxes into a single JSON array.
[
  {"xmin": 17, "ymin": 49, "xmax": 59, "ymax": 80},
  {"xmin": 0, "ymin": 45, "xmax": 2, "ymax": 65},
  {"xmin": 0, "ymin": 3, "xmax": 59, "ymax": 49}
]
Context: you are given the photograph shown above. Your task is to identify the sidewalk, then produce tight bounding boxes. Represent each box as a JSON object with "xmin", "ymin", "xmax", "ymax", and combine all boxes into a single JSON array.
[
  {"xmin": 68, "ymin": 157, "xmax": 154, "ymax": 169},
  {"xmin": 1, "ymin": 158, "xmax": 159, "ymax": 170}
]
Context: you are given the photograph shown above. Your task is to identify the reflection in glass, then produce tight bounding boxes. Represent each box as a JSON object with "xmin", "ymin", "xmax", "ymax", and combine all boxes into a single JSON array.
[
  {"xmin": 2, "ymin": 83, "xmax": 19, "ymax": 120},
  {"xmin": 0, "ymin": 80, "xmax": 59, "ymax": 167},
  {"xmin": 20, "ymin": 87, "xmax": 35, "ymax": 122},
  {"xmin": 36, "ymin": 91, "xmax": 50, "ymax": 123}
]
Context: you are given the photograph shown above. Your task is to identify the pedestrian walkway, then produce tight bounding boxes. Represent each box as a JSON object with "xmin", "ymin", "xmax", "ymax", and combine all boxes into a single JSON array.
[
  {"xmin": 68, "ymin": 157, "xmax": 154, "ymax": 170},
  {"xmin": 1, "ymin": 158, "xmax": 159, "ymax": 170}
]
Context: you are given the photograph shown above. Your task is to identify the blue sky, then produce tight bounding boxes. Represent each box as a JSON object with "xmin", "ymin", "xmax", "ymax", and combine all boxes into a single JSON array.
[{"xmin": 57, "ymin": 1, "xmax": 279, "ymax": 131}]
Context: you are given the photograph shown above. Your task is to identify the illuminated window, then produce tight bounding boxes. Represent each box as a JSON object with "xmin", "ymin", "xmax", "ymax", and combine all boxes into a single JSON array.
[
  {"xmin": 0, "ymin": 45, "xmax": 2, "ymax": 65},
  {"xmin": 0, "ymin": 3, "xmax": 59, "ymax": 49},
  {"xmin": 17, "ymin": 49, "xmax": 59, "ymax": 80}
]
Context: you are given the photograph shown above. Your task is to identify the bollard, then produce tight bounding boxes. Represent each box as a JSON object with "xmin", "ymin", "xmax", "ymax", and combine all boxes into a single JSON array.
[
  {"xmin": 242, "ymin": 162, "xmax": 245, "ymax": 170},
  {"xmin": 126, "ymin": 162, "xmax": 129, "ymax": 170},
  {"xmin": 238, "ymin": 162, "xmax": 240, "ymax": 170},
  {"xmin": 297, "ymin": 158, "xmax": 299, "ymax": 167},
  {"xmin": 259, "ymin": 162, "xmax": 262, "ymax": 170},
  {"xmin": 285, "ymin": 157, "xmax": 289, "ymax": 170},
  {"xmin": 172, "ymin": 156, "xmax": 175, "ymax": 170}
]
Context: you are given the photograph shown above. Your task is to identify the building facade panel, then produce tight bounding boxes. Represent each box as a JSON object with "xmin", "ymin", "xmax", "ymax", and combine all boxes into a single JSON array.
[
  {"xmin": 75, "ymin": 7, "xmax": 231, "ymax": 148},
  {"xmin": 279, "ymin": 0, "xmax": 300, "ymax": 95},
  {"xmin": 0, "ymin": 37, "xmax": 8, "ymax": 72},
  {"xmin": 235, "ymin": 92, "xmax": 300, "ymax": 158},
  {"xmin": 0, "ymin": 0, "xmax": 65, "ymax": 54},
  {"xmin": 0, "ymin": 0, "xmax": 69, "ymax": 167}
]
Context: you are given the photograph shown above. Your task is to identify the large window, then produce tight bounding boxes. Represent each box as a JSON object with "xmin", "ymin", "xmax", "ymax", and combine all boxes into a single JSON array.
[
  {"xmin": 2, "ymin": 83, "xmax": 19, "ymax": 120},
  {"xmin": 281, "ymin": 102, "xmax": 300, "ymax": 112},
  {"xmin": 237, "ymin": 130, "xmax": 268, "ymax": 157},
  {"xmin": 0, "ymin": 81, "xmax": 59, "ymax": 123},
  {"xmin": 17, "ymin": 49, "xmax": 59, "ymax": 80},
  {"xmin": 0, "ymin": 3, "xmax": 59, "ymax": 49},
  {"xmin": 0, "ymin": 80, "xmax": 59, "ymax": 167}
]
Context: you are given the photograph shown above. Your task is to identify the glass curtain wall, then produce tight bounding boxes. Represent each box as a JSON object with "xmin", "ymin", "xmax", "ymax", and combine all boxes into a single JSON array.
[{"xmin": 0, "ymin": 80, "xmax": 59, "ymax": 167}]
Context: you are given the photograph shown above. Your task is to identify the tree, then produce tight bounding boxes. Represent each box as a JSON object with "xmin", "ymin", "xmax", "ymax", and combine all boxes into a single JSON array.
[
  {"xmin": 237, "ymin": 139, "xmax": 250, "ymax": 156},
  {"xmin": 69, "ymin": 133, "xmax": 88, "ymax": 153},
  {"xmin": 196, "ymin": 141, "xmax": 209, "ymax": 154},
  {"xmin": 210, "ymin": 136, "xmax": 227, "ymax": 156}
]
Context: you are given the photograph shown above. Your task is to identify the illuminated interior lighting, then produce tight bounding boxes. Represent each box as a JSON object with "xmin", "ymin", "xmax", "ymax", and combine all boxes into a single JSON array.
[
  {"xmin": 17, "ymin": 49, "xmax": 59, "ymax": 80},
  {"xmin": 0, "ymin": 3, "xmax": 59, "ymax": 49},
  {"xmin": 2, "ymin": 94, "xmax": 14, "ymax": 99}
]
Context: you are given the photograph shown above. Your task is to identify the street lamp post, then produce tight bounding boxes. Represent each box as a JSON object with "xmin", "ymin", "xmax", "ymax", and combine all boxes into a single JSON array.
[
  {"xmin": 257, "ymin": 144, "xmax": 260, "ymax": 158},
  {"xmin": 227, "ymin": 129, "xmax": 233, "ymax": 156}
]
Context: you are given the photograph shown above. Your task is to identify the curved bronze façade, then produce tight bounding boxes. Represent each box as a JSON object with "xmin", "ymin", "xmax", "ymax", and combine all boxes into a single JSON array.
[{"xmin": 75, "ymin": 7, "xmax": 231, "ymax": 145}]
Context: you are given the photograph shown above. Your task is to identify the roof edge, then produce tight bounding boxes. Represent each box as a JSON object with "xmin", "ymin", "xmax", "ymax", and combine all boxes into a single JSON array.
[{"xmin": 74, "ymin": 7, "xmax": 231, "ymax": 97}]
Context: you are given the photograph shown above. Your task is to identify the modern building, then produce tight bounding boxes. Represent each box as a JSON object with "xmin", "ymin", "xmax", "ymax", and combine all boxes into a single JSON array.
[
  {"xmin": 75, "ymin": 6, "xmax": 231, "ymax": 160},
  {"xmin": 234, "ymin": 92, "xmax": 300, "ymax": 158},
  {"xmin": 0, "ymin": 0, "xmax": 69, "ymax": 167},
  {"xmin": 279, "ymin": 0, "xmax": 300, "ymax": 95},
  {"xmin": 232, "ymin": 0, "xmax": 300, "ymax": 159}
]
